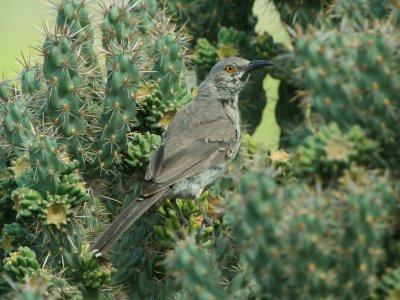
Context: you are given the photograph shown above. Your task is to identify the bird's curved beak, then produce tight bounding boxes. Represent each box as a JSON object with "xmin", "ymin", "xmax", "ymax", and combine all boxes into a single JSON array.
[
  {"xmin": 240, "ymin": 60, "xmax": 274, "ymax": 81},
  {"xmin": 247, "ymin": 60, "xmax": 275, "ymax": 72}
]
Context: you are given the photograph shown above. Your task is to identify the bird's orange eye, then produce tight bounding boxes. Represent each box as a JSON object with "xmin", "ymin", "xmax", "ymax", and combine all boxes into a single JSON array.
[{"xmin": 225, "ymin": 65, "xmax": 235, "ymax": 73}]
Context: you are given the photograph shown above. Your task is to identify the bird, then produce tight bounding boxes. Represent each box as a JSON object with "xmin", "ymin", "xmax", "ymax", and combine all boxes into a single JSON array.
[{"xmin": 90, "ymin": 57, "xmax": 274, "ymax": 256}]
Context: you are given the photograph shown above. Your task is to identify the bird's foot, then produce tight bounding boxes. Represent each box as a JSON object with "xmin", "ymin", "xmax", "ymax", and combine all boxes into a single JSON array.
[{"xmin": 202, "ymin": 214, "xmax": 214, "ymax": 227}]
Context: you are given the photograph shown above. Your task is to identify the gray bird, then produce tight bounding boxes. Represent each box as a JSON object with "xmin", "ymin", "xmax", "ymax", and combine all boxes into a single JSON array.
[{"xmin": 90, "ymin": 57, "xmax": 274, "ymax": 256}]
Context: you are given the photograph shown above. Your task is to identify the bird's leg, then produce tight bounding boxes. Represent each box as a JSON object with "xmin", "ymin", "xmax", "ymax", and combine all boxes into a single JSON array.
[
  {"xmin": 193, "ymin": 195, "xmax": 214, "ymax": 227},
  {"xmin": 172, "ymin": 199, "xmax": 189, "ymax": 226},
  {"xmin": 193, "ymin": 195, "xmax": 216, "ymax": 242}
]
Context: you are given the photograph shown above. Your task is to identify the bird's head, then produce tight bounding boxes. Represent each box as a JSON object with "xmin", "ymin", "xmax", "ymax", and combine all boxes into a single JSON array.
[{"xmin": 200, "ymin": 57, "xmax": 274, "ymax": 100}]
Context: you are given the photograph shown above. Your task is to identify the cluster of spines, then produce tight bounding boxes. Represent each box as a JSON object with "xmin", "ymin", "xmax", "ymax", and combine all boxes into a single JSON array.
[
  {"xmin": 0, "ymin": 80, "xmax": 16, "ymax": 101},
  {"xmin": 3, "ymin": 100, "xmax": 35, "ymax": 155},
  {"xmin": 130, "ymin": 0, "xmax": 158, "ymax": 36},
  {"xmin": 20, "ymin": 63, "xmax": 45, "ymax": 95},
  {"xmin": 101, "ymin": 1, "xmax": 138, "ymax": 51},
  {"xmin": 57, "ymin": 0, "xmax": 99, "ymax": 68}
]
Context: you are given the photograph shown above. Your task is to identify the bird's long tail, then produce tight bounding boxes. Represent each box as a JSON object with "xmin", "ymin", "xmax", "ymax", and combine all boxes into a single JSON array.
[{"xmin": 89, "ymin": 191, "xmax": 165, "ymax": 256}]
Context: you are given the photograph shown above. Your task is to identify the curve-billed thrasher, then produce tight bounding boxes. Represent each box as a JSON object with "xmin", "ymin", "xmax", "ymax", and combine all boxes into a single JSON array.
[{"xmin": 90, "ymin": 57, "xmax": 274, "ymax": 256}]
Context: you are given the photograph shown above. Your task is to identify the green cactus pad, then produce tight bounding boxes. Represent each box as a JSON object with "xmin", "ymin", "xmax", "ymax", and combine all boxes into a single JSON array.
[
  {"xmin": 4, "ymin": 101, "xmax": 35, "ymax": 155},
  {"xmin": 126, "ymin": 132, "xmax": 161, "ymax": 172},
  {"xmin": 0, "ymin": 80, "xmax": 15, "ymax": 101},
  {"xmin": 28, "ymin": 136, "xmax": 63, "ymax": 196},
  {"xmin": 3, "ymin": 246, "xmax": 40, "ymax": 280}
]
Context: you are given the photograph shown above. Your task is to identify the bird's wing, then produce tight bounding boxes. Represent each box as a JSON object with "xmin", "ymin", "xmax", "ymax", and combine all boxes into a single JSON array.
[{"xmin": 141, "ymin": 99, "xmax": 238, "ymax": 197}]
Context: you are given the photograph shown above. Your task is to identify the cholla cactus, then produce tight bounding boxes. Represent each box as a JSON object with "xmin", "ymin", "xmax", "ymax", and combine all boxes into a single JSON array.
[
  {"xmin": 3, "ymin": 246, "xmax": 40, "ymax": 280},
  {"xmin": 0, "ymin": 0, "xmax": 192, "ymax": 298},
  {"xmin": 167, "ymin": 0, "xmax": 256, "ymax": 42},
  {"xmin": 1, "ymin": 0, "xmax": 400, "ymax": 299},
  {"xmin": 126, "ymin": 131, "xmax": 161, "ymax": 172},
  {"xmin": 293, "ymin": 123, "xmax": 378, "ymax": 182}
]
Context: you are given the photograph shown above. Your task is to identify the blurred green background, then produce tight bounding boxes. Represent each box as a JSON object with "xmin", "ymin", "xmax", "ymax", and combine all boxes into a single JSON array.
[
  {"xmin": 0, "ymin": 0, "xmax": 287, "ymax": 149},
  {"xmin": 252, "ymin": 0, "xmax": 290, "ymax": 149},
  {"xmin": 0, "ymin": 0, "xmax": 51, "ymax": 78}
]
